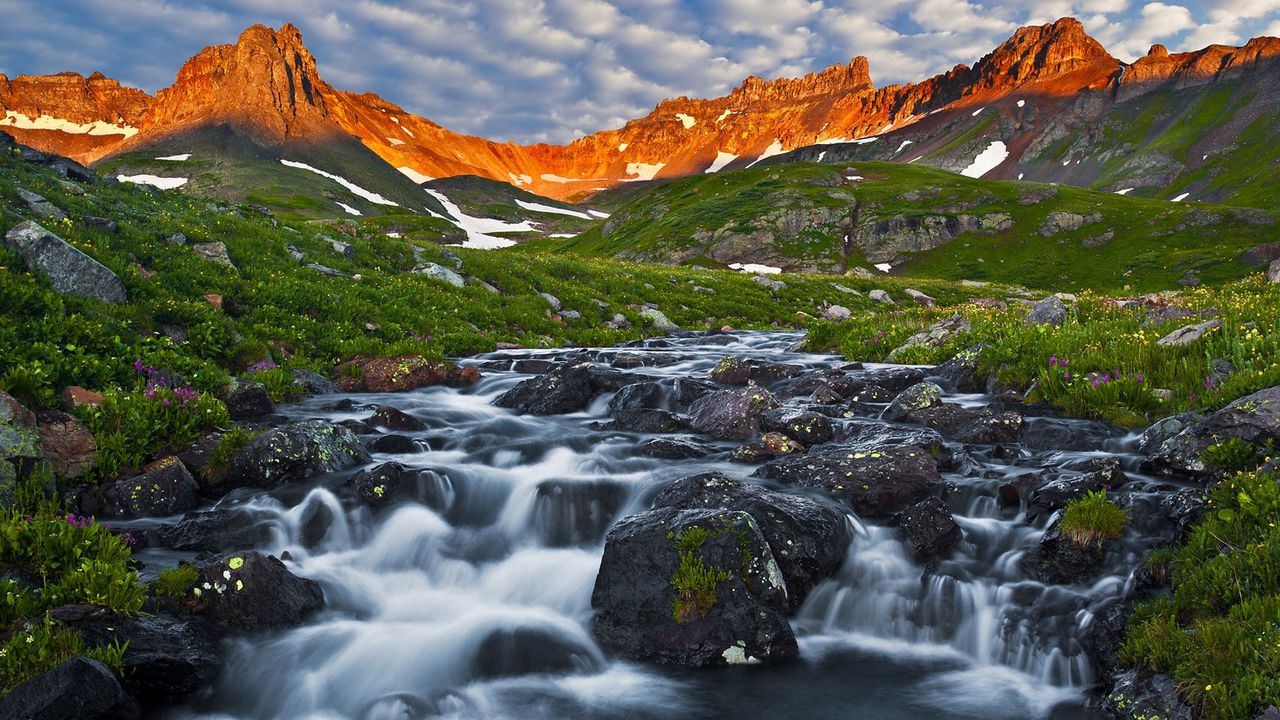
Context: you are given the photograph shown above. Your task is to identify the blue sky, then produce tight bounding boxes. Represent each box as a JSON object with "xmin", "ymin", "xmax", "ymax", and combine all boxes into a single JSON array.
[{"xmin": 1, "ymin": 1, "xmax": 1276, "ymax": 144}]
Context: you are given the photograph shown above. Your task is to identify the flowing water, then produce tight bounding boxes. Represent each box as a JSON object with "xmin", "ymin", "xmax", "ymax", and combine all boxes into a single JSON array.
[{"xmin": 142, "ymin": 331, "xmax": 1165, "ymax": 720}]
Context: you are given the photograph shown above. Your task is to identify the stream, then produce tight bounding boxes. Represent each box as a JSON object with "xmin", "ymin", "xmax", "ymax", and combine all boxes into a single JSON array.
[{"xmin": 134, "ymin": 331, "xmax": 1171, "ymax": 720}]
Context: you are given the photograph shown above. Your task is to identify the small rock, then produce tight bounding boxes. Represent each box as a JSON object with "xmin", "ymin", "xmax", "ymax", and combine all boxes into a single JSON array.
[
  {"xmin": 754, "ymin": 275, "xmax": 786, "ymax": 292},
  {"xmin": 327, "ymin": 238, "xmax": 355, "ymax": 259},
  {"xmin": 15, "ymin": 187, "xmax": 68, "ymax": 221},
  {"xmin": 225, "ymin": 380, "xmax": 276, "ymax": 421},
  {"xmin": 689, "ymin": 385, "xmax": 780, "ymax": 439},
  {"xmin": 895, "ymin": 496, "xmax": 961, "ymax": 560},
  {"xmin": 1024, "ymin": 295, "xmax": 1069, "ymax": 326},
  {"xmin": 367, "ymin": 405, "xmax": 426, "ymax": 432},
  {"xmin": 822, "ymin": 304, "xmax": 852, "ymax": 320},
  {"xmin": 306, "ymin": 263, "xmax": 351, "ymax": 278},
  {"xmin": 1268, "ymin": 259, "xmax": 1280, "ymax": 284},
  {"xmin": 710, "ymin": 357, "xmax": 804, "ymax": 386},
  {"xmin": 1156, "ymin": 319, "xmax": 1221, "ymax": 347},
  {"xmin": 61, "ymin": 386, "xmax": 105, "ymax": 411},
  {"xmin": 163, "ymin": 232, "xmax": 188, "ymax": 245},
  {"xmin": 640, "ymin": 307, "xmax": 679, "ymax": 332},
  {"xmin": 869, "ymin": 289, "xmax": 894, "ymax": 305},
  {"xmin": 539, "ymin": 292, "xmax": 562, "ymax": 310},
  {"xmin": 883, "ymin": 382, "xmax": 944, "ymax": 422},
  {"xmin": 191, "ymin": 241, "xmax": 234, "ymax": 268},
  {"xmin": 101, "ymin": 457, "xmax": 199, "ymax": 518},
  {"xmin": 904, "ymin": 289, "xmax": 936, "ymax": 307}
]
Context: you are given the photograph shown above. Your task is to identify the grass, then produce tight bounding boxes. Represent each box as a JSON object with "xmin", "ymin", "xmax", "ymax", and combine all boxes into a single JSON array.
[
  {"xmin": 147, "ymin": 563, "xmax": 200, "ymax": 600},
  {"xmin": 669, "ymin": 526, "xmax": 733, "ymax": 623},
  {"xmin": 1059, "ymin": 490, "xmax": 1126, "ymax": 547}
]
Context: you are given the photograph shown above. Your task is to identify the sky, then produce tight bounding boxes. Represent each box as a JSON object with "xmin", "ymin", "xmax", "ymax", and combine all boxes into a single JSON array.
[{"xmin": 1, "ymin": 1, "xmax": 1277, "ymax": 144}]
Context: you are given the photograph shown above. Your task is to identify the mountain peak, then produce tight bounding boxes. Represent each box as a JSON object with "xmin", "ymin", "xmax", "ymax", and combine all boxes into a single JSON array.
[
  {"xmin": 968, "ymin": 17, "xmax": 1116, "ymax": 93},
  {"xmin": 731, "ymin": 56, "xmax": 873, "ymax": 103}
]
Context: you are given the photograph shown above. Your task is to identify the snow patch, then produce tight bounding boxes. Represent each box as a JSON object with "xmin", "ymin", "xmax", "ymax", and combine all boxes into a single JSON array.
[
  {"xmin": 1115, "ymin": 188, "xmax": 1134, "ymax": 195},
  {"xmin": 2, "ymin": 110, "xmax": 137, "ymax": 137},
  {"xmin": 541, "ymin": 173, "xmax": 595, "ymax": 183},
  {"xmin": 385, "ymin": 232, "xmax": 402, "ymax": 238},
  {"xmin": 705, "ymin": 151, "xmax": 737, "ymax": 174},
  {"xmin": 280, "ymin": 160, "xmax": 399, "ymax": 206},
  {"xmin": 1017, "ymin": 100, "xmax": 1026, "ymax": 108},
  {"xmin": 389, "ymin": 116, "xmax": 415, "ymax": 138},
  {"xmin": 1062, "ymin": 159, "xmax": 1071, "ymax": 166},
  {"xmin": 747, "ymin": 139, "xmax": 787, "ymax": 167},
  {"xmin": 396, "ymin": 166, "xmax": 434, "ymax": 185},
  {"xmin": 875, "ymin": 263, "xmax": 893, "ymax": 273},
  {"xmin": 1171, "ymin": 192, "xmax": 1190, "ymax": 202},
  {"xmin": 587, "ymin": 210, "xmax": 610, "ymax": 219},
  {"xmin": 515, "ymin": 199, "xmax": 594, "ymax": 220},
  {"xmin": 1018, "ymin": 173, "xmax": 1025, "ymax": 179},
  {"xmin": 854, "ymin": 136, "xmax": 879, "ymax": 145},
  {"xmin": 845, "ymin": 175, "xmax": 864, "ymax": 182},
  {"xmin": 729, "ymin": 263, "xmax": 781, "ymax": 274},
  {"xmin": 675, "ymin": 113, "xmax": 696, "ymax": 129},
  {"xmin": 909, "ymin": 156, "xmax": 924, "ymax": 164},
  {"xmin": 117, "ymin": 174, "xmax": 188, "ymax": 190},
  {"xmin": 894, "ymin": 140, "xmax": 914, "ymax": 154},
  {"xmin": 387, "ymin": 138, "xmax": 405, "ymax": 146},
  {"xmin": 548, "ymin": 233, "xmax": 576, "ymax": 238},
  {"xmin": 617, "ymin": 143, "xmax": 628, "ymax": 152},
  {"xmin": 960, "ymin": 141, "xmax": 1008, "ymax": 179},
  {"xmin": 816, "ymin": 151, "xmax": 827, "ymax": 162},
  {"xmin": 971, "ymin": 107, "xmax": 985, "ymax": 117},
  {"xmin": 716, "ymin": 110, "xmax": 734, "ymax": 123},
  {"xmin": 424, "ymin": 188, "xmax": 536, "ymax": 250},
  {"xmin": 337, "ymin": 202, "xmax": 362, "ymax": 216},
  {"xmin": 155, "ymin": 153, "xmax": 191, "ymax": 161},
  {"xmin": 624, "ymin": 162, "xmax": 665, "ymax": 182},
  {"xmin": 508, "ymin": 173, "xmax": 533, "ymax": 187}
]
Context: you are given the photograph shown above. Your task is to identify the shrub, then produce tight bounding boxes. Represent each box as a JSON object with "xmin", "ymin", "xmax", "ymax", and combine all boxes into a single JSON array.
[
  {"xmin": 1059, "ymin": 490, "xmax": 1126, "ymax": 547},
  {"xmin": 0, "ymin": 617, "xmax": 127, "ymax": 694},
  {"xmin": 1202, "ymin": 437, "xmax": 1270, "ymax": 473},
  {"xmin": 668, "ymin": 526, "xmax": 734, "ymax": 623},
  {"xmin": 148, "ymin": 563, "xmax": 200, "ymax": 600}
]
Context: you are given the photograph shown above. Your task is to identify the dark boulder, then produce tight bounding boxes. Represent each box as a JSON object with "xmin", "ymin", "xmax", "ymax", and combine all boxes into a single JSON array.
[
  {"xmin": 1027, "ymin": 462, "xmax": 1128, "ymax": 520},
  {"xmin": 2, "ymin": 220, "xmax": 126, "ymax": 303},
  {"xmin": 216, "ymin": 420, "xmax": 370, "ymax": 495},
  {"xmin": 364, "ymin": 433, "xmax": 420, "ymax": 454},
  {"xmin": 495, "ymin": 362, "xmax": 645, "ymax": 415},
  {"xmin": 636, "ymin": 438, "xmax": 709, "ymax": 460},
  {"xmin": 47, "ymin": 156, "xmax": 96, "ymax": 183},
  {"xmin": 1103, "ymin": 670, "xmax": 1192, "ymax": 720},
  {"xmin": 366, "ymin": 405, "xmax": 426, "ymax": 432},
  {"xmin": 591, "ymin": 507, "xmax": 796, "ymax": 666},
  {"xmin": 1147, "ymin": 385, "xmax": 1280, "ymax": 475},
  {"xmin": 913, "ymin": 404, "xmax": 1024, "ymax": 445},
  {"xmin": 710, "ymin": 357, "xmax": 804, "ymax": 386},
  {"xmin": 882, "ymin": 382, "xmax": 944, "ymax": 422},
  {"xmin": 289, "ymin": 369, "xmax": 338, "ymax": 396},
  {"xmin": 608, "ymin": 381, "xmax": 666, "ymax": 413},
  {"xmin": 672, "ymin": 377, "xmax": 718, "ymax": 406},
  {"xmin": 689, "ymin": 385, "xmax": 780, "ymax": 439},
  {"xmin": 1018, "ymin": 525, "xmax": 1110, "ymax": 584},
  {"xmin": 193, "ymin": 552, "xmax": 324, "ymax": 631},
  {"xmin": 759, "ymin": 408, "xmax": 833, "ymax": 446},
  {"xmin": 754, "ymin": 445, "xmax": 942, "ymax": 516},
  {"xmin": 472, "ymin": 626, "xmax": 603, "ymax": 679},
  {"xmin": 604, "ymin": 408, "xmax": 690, "ymax": 433},
  {"xmin": 149, "ymin": 508, "xmax": 274, "ymax": 553},
  {"xmin": 863, "ymin": 366, "xmax": 928, "ymax": 393},
  {"xmin": 350, "ymin": 462, "xmax": 452, "ymax": 511},
  {"xmin": 895, "ymin": 497, "xmax": 961, "ymax": 561},
  {"xmin": 100, "ymin": 457, "xmax": 199, "ymax": 518},
  {"xmin": 225, "ymin": 380, "xmax": 276, "ymax": 422},
  {"xmin": 0, "ymin": 656, "xmax": 140, "ymax": 720},
  {"xmin": 775, "ymin": 368, "xmax": 865, "ymax": 402},
  {"xmin": 82, "ymin": 217, "xmax": 119, "ymax": 234},
  {"xmin": 652, "ymin": 472, "xmax": 850, "ymax": 610},
  {"xmin": 1024, "ymin": 295, "xmax": 1070, "ymax": 326},
  {"xmin": 930, "ymin": 345, "xmax": 986, "ymax": 393},
  {"xmin": 1021, "ymin": 417, "xmax": 1125, "ymax": 452}
]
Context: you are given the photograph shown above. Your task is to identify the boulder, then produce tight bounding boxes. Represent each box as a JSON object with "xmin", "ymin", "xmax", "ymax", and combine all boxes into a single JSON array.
[
  {"xmin": 413, "ymin": 262, "xmax": 465, "ymax": 287},
  {"xmin": 1148, "ymin": 385, "xmax": 1280, "ymax": 475},
  {"xmin": 1028, "ymin": 462, "xmax": 1128, "ymax": 519},
  {"xmin": 61, "ymin": 386, "xmax": 105, "ymax": 410},
  {"xmin": 1103, "ymin": 670, "xmax": 1192, "ymax": 720},
  {"xmin": 883, "ymin": 382, "xmax": 944, "ymax": 422},
  {"xmin": 608, "ymin": 381, "xmax": 666, "ymax": 413},
  {"xmin": 496, "ymin": 362, "xmax": 644, "ymax": 415},
  {"xmin": 539, "ymin": 292, "xmax": 561, "ymax": 310},
  {"xmin": 15, "ymin": 187, "xmax": 67, "ymax": 220},
  {"xmin": 334, "ymin": 355, "xmax": 480, "ymax": 393},
  {"xmin": 636, "ymin": 438, "xmax": 710, "ymax": 459},
  {"xmin": 36, "ymin": 410, "xmax": 96, "ymax": 479},
  {"xmin": 366, "ymin": 405, "xmax": 426, "ymax": 432},
  {"xmin": 3, "ymin": 221, "xmax": 126, "ymax": 303},
  {"xmin": 904, "ymin": 288, "xmax": 936, "ymax": 307},
  {"xmin": 149, "ymin": 508, "xmax": 274, "ymax": 553},
  {"xmin": 895, "ymin": 496, "xmax": 961, "ymax": 561},
  {"xmin": 46, "ymin": 156, "xmax": 96, "ymax": 183},
  {"xmin": 1269, "ymin": 259, "xmax": 1280, "ymax": 284},
  {"xmin": 689, "ymin": 385, "xmax": 780, "ymax": 439},
  {"xmin": 364, "ymin": 434, "xmax": 420, "ymax": 454},
  {"xmin": 930, "ymin": 345, "xmax": 986, "ymax": 393},
  {"xmin": 350, "ymin": 463, "xmax": 451, "ymax": 511},
  {"xmin": 327, "ymin": 238, "xmax": 355, "ymax": 259},
  {"xmin": 1156, "ymin": 319, "xmax": 1221, "ymax": 347},
  {"xmin": 604, "ymin": 408, "xmax": 690, "ymax": 433},
  {"xmin": 913, "ymin": 404, "xmax": 1024, "ymax": 445},
  {"xmin": 0, "ymin": 656, "xmax": 140, "ymax": 720},
  {"xmin": 289, "ymin": 369, "xmax": 338, "ymax": 396},
  {"xmin": 191, "ymin": 241, "xmax": 234, "ymax": 268},
  {"xmin": 1018, "ymin": 525, "xmax": 1109, "ymax": 584},
  {"xmin": 652, "ymin": 473, "xmax": 850, "ymax": 609},
  {"xmin": 216, "ymin": 420, "xmax": 370, "ymax": 494},
  {"xmin": 888, "ymin": 315, "xmax": 972, "ymax": 362},
  {"xmin": 759, "ymin": 408, "xmax": 833, "ymax": 446},
  {"xmin": 869, "ymin": 289, "xmax": 894, "ymax": 304},
  {"xmin": 473, "ymin": 626, "xmax": 603, "ymax": 679},
  {"xmin": 1024, "ymin": 295, "xmax": 1069, "ymax": 326},
  {"xmin": 754, "ymin": 445, "xmax": 941, "ymax": 516},
  {"xmin": 591, "ymin": 507, "xmax": 796, "ymax": 666},
  {"xmin": 640, "ymin": 307, "xmax": 680, "ymax": 332},
  {"xmin": 101, "ymin": 457, "xmax": 199, "ymax": 518},
  {"xmin": 193, "ymin": 552, "xmax": 324, "ymax": 631},
  {"xmin": 822, "ymin": 304, "xmax": 852, "ymax": 320},
  {"xmin": 710, "ymin": 357, "xmax": 804, "ymax": 386},
  {"xmin": 82, "ymin": 217, "xmax": 119, "ymax": 234},
  {"xmin": 224, "ymin": 379, "xmax": 276, "ymax": 421}
]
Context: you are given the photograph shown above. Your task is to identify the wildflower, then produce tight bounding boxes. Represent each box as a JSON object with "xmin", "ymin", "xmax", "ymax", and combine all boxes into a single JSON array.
[{"xmin": 1049, "ymin": 355, "xmax": 1058, "ymax": 366}]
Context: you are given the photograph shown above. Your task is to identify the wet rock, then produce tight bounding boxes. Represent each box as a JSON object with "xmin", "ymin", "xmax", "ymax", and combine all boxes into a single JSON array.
[
  {"xmin": 496, "ymin": 362, "xmax": 645, "ymax": 415},
  {"xmin": 1103, "ymin": 670, "xmax": 1192, "ymax": 720},
  {"xmin": 191, "ymin": 241, "xmax": 234, "ymax": 268},
  {"xmin": 883, "ymin": 382, "xmax": 944, "ymax": 422},
  {"xmin": 755, "ymin": 445, "xmax": 941, "ymax": 516},
  {"xmin": 728, "ymin": 442, "xmax": 776, "ymax": 463},
  {"xmin": 652, "ymin": 472, "xmax": 850, "ymax": 610},
  {"xmin": 194, "ymin": 552, "xmax": 324, "ymax": 631},
  {"xmin": 1028, "ymin": 462, "xmax": 1128, "ymax": 520},
  {"xmin": 636, "ymin": 437, "xmax": 709, "ymax": 459},
  {"xmin": 761, "ymin": 432, "xmax": 804, "ymax": 454},
  {"xmin": 710, "ymin": 357, "xmax": 804, "ymax": 386},
  {"xmin": 895, "ymin": 497, "xmax": 961, "ymax": 561},
  {"xmin": 533, "ymin": 479, "xmax": 627, "ymax": 546},
  {"xmin": 0, "ymin": 656, "xmax": 141, "ymax": 720},
  {"xmin": 367, "ymin": 405, "xmax": 426, "ymax": 432},
  {"xmin": 1024, "ymin": 295, "xmax": 1069, "ymax": 326},
  {"xmin": 837, "ymin": 421, "xmax": 947, "ymax": 457},
  {"xmin": 334, "ymin": 356, "xmax": 480, "ymax": 393},
  {"xmin": 776, "ymin": 368, "xmax": 864, "ymax": 401},
  {"xmin": 760, "ymin": 408, "xmax": 833, "ymax": 446},
  {"xmin": 1156, "ymin": 319, "xmax": 1221, "ymax": 347},
  {"xmin": 914, "ymin": 405, "xmax": 1024, "ymax": 445},
  {"xmin": 350, "ymin": 462, "xmax": 451, "ymax": 511},
  {"xmin": 605, "ymin": 408, "xmax": 690, "ymax": 433},
  {"xmin": 473, "ymin": 626, "xmax": 602, "ymax": 679},
  {"xmin": 216, "ymin": 420, "xmax": 370, "ymax": 494},
  {"xmin": 16, "ymin": 187, "xmax": 68, "ymax": 220},
  {"xmin": 689, "ymin": 385, "xmax": 780, "ymax": 439},
  {"xmin": 673, "ymin": 377, "xmax": 718, "ymax": 406},
  {"xmin": 1021, "ymin": 418, "xmax": 1124, "ymax": 452},
  {"xmin": 51, "ymin": 605, "xmax": 222, "ymax": 706},
  {"xmin": 1136, "ymin": 412, "xmax": 1205, "ymax": 455},
  {"xmin": 864, "ymin": 366, "xmax": 928, "ymax": 393},
  {"xmin": 929, "ymin": 345, "xmax": 986, "ymax": 393},
  {"xmin": 290, "ymin": 369, "xmax": 338, "ymax": 396},
  {"xmin": 591, "ymin": 507, "xmax": 797, "ymax": 666},
  {"xmin": 888, "ymin": 314, "xmax": 971, "ymax": 362},
  {"xmin": 150, "ymin": 508, "xmax": 274, "ymax": 553},
  {"xmin": 1148, "ymin": 385, "xmax": 1280, "ymax": 475},
  {"xmin": 101, "ymin": 457, "xmax": 198, "ymax": 518},
  {"xmin": 36, "ymin": 410, "xmax": 96, "ymax": 479},
  {"xmin": 608, "ymin": 381, "xmax": 666, "ymax": 413},
  {"xmin": 364, "ymin": 433, "xmax": 420, "ymax": 454},
  {"xmin": 3, "ymin": 220, "xmax": 126, "ymax": 303},
  {"xmin": 225, "ymin": 379, "xmax": 276, "ymax": 421},
  {"xmin": 1018, "ymin": 525, "xmax": 1109, "ymax": 584}
]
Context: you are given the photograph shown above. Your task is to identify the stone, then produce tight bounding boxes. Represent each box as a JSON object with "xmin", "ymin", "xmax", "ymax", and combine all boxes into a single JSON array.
[
  {"xmin": 149, "ymin": 508, "xmax": 275, "ymax": 553},
  {"xmin": 1148, "ymin": 385, "xmax": 1280, "ymax": 475},
  {"xmin": 1269, "ymin": 259, "xmax": 1280, "ymax": 284},
  {"xmin": 3, "ymin": 221, "xmax": 126, "ymax": 303},
  {"xmin": 327, "ymin": 238, "xmax": 355, "ymax": 259},
  {"xmin": 760, "ymin": 432, "xmax": 804, "ymax": 454},
  {"xmin": 689, "ymin": 385, "xmax": 780, "ymax": 439},
  {"xmin": 364, "ymin": 433, "xmax": 419, "ymax": 454},
  {"xmin": 640, "ymin": 307, "xmax": 680, "ymax": 332},
  {"xmin": 366, "ymin": 405, "xmax": 426, "ymax": 432},
  {"xmin": 604, "ymin": 408, "xmax": 690, "ymax": 433},
  {"xmin": 710, "ymin": 357, "xmax": 804, "ymax": 386},
  {"xmin": 101, "ymin": 457, "xmax": 199, "ymax": 518},
  {"xmin": 539, "ymin": 292, "xmax": 562, "ymax": 310},
  {"xmin": 191, "ymin": 241, "xmax": 234, "ymax": 268},
  {"xmin": 869, "ymin": 289, "xmax": 894, "ymax": 304},
  {"xmin": 904, "ymin": 288, "xmax": 936, "ymax": 307},
  {"xmin": 36, "ymin": 410, "xmax": 96, "ymax": 479},
  {"xmin": 883, "ymin": 382, "xmax": 945, "ymax": 422},
  {"xmin": 306, "ymin": 263, "xmax": 350, "ymax": 278},
  {"xmin": 289, "ymin": 369, "xmax": 338, "ymax": 396},
  {"xmin": 895, "ymin": 496, "xmax": 961, "ymax": 560},
  {"xmin": 754, "ymin": 444, "xmax": 942, "ymax": 517},
  {"xmin": 760, "ymin": 408, "xmax": 833, "ymax": 446},
  {"xmin": 533, "ymin": 479, "xmax": 628, "ymax": 546},
  {"xmin": 163, "ymin": 232, "xmax": 188, "ymax": 245},
  {"xmin": 414, "ymin": 262, "xmax": 465, "ymax": 287},
  {"xmin": 496, "ymin": 361, "xmax": 644, "ymax": 415},
  {"xmin": 193, "ymin": 552, "xmax": 324, "ymax": 631},
  {"xmin": 1156, "ymin": 319, "xmax": 1221, "ymax": 347},
  {"xmin": 636, "ymin": 438, "xmax": 710, "ymax": 459},
  {"xmin": 0, "ymin": 656, "xmax": 140, "ymax": 720},
  {"xmin": 225, "ymin": 379, "xmax": 276, "ymax": 421},
  {"xmin": 929, "ymin": 345, "xmax": 985, "ymax": 392},
  {"xmin": 350, "ymin": 462, "xmax": 451, "ymax": 511},
  {"xmin": 1024, "ymin": 295, "xmax": 1069, "ymax": 326},
  {"xmin": 15, "ymin": 187, "xmax": 68, "ymax": 220},
  {"xmin": 822, "ymin": 304, "xmax": 852, "ymax": 320},
  {"xmin": 1103, "ymin": 670, "xmax": 1192, "ymax": 720},
  {"xmin": 61, "ymin": 386, "xmax": 105, "ymax": 410},
  {"xmin": 1019, "ymin": 525, "xmax": 1109, "ymax": 584},
  {"xmin": 216, "ymin": 420, "xmax": 370, "ymax": 495},
  {"xmin": 334, "ymin": 355, "xmax": 480, "ymax": 393},
  {"xmin": 82, "ymin": 217, "xmax": 119, "ymax": 234},
  {"xmin": 591, "ymin": 507, "xmax": 797, "ymax": 666},
  {"xmin": 888, "ymin": 314, "xmax": 973, "ymax": 362}
]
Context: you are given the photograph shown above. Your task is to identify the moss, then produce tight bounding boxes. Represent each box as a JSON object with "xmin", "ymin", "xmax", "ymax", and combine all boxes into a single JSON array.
[{"xmin": 1059, "ymin": 490, "xmax": 1126, "ymax": 547}]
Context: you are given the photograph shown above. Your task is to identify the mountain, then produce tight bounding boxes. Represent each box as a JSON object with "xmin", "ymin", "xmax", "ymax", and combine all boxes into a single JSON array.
[{"xmin": 3, "ymin": 18, "xmax": 1279, "ymax": 208}]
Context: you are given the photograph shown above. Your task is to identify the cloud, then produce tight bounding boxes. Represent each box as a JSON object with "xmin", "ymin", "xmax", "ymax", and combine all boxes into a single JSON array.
[{"xmin": 3, "ymin": 0, "xmax": 1280, "ymax": 143}]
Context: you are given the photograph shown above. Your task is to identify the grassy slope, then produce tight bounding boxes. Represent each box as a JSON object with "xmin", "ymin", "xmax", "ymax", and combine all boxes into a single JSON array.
[{"xmin": 540, "ymin": 161, "xmax": 1278, "ymax": 292}]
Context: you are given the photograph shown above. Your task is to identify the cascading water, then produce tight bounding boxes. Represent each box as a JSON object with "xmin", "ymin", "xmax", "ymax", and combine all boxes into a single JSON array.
[{"xmin": 139, "ymin": 331, "xmax": 1166, "ymax": 720}]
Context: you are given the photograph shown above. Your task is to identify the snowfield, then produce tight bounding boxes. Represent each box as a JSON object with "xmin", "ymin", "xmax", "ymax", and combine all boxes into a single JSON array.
[
  {"xmin": 425, "ymin": 188, "xmax": 535, "ymax": 250},
  {"xmin": 337, "ymin": 202, "xmax": 362, "ymax": 216},
  {"xmin": 280, "ymin": 160, "xmax": 399, "ymax": 206},
  {"xmin": 960, "ymin": 141, "xmax": 1008, "ymax": 179},
  {"xmin": 729, "ymin": 263, "xmax": 782, "ymax": 275},
  {"xmin": 515, "ymin": 199, "xmax": 594, "ymax": 220},
  {"xmin": 155, "ymin": 153, "xmax": 191, "ymax": 161},
  {"xmin": 396, "ymin": 166, "xmax": 434, "ymax": 185},
  {"xmin": 747, "ymin": 139, "xmax": 787, "ymax": 167},
  {"xmin": 2, "ymin": 110, "xmax": 138, "ymax": 137},
  {"xmin": 675, "ymin": 113, "xmax": 696, "ymax": 129},
  {"xmin": 117, "ymin": 174, "xmax": 188, "ymax": 190},
  {"xmin": 624, "ymin": 162, "xmax": 665, "ymax": 182},
  {"xmin": 705, "ymin": 151, "xmax": 738, "ymax": 174}
]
